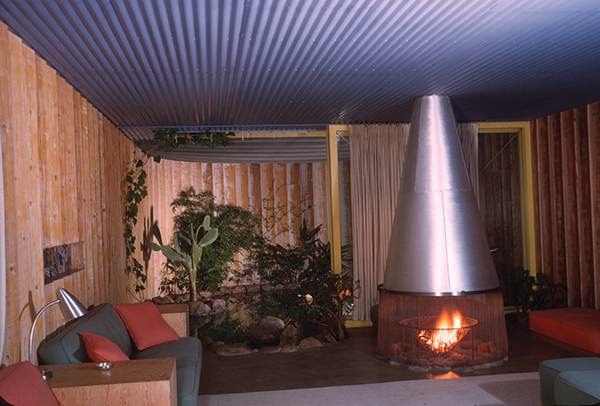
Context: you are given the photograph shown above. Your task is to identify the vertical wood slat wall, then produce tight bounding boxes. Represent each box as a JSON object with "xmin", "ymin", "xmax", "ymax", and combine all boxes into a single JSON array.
[
  {"xmin": 530, "ymin": 102, "xmax": 600, "ymax": 310},
  {"xmin": 139, "ymin": 159, "xmax": 331, "ymax": 296},
  {"xmin": 0, "ymin": 24, "xmax": 132, "ymax": 364},
  {"xmin": 478, "ymin": 133, "xmax": 523, "ymax": 305}
]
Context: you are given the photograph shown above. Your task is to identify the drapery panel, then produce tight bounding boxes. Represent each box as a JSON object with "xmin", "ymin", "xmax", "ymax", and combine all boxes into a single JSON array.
[
  {"xmin": 349, "ymin": 123, "xmax": 479, "ymax": 321},
  {"xmin": 457, "ymin": 123, "xmax": 480, "ymax": 202},
  {"xmin": 349, "ymin": 124, "xmax": 410, "ymax": 320}
]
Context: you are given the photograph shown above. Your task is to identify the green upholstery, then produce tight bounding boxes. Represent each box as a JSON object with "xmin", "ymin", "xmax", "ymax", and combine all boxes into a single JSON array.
[
  {"xmin": 554, "ymin": 370, "xmax": 600, "ymax": 405},
  {"xmin": 38, "ymin": 304, "xmax": 133, "ymax": 364},
  {"xmin": 539, "ymin": 357, "xmax": 600, "ymax": 405},
  {"xmin": 37, "ymin": 303, "xmax": 202, "ymax": 406},
  {"xmin": 134, "ymin": 337, "xmax": 202, "ymax": 406}
]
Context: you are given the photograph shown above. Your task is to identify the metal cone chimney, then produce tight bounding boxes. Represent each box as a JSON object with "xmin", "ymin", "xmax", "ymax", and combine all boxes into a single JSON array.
[{"xmin": 383, "ymin": 95, "xmax": 499, "ymax": 295}]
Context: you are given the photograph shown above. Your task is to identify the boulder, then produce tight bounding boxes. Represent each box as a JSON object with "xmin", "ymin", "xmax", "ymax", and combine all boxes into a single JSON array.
[
  {"xmin": 279, "ymin": 325, "xmax": 295, "ymax": 346},
  {"xmin": 258, "ymin": 316, "xmax": 285, "ymax": 331},
  {"xmin": 246, "ymin": 284, "xmax": 261, "ymax": 294},
  {"xmin": 190, "ymin": 315, "xmax": 210, "ymax": 331},
  {"xmin": 261, "ymin": 284, "xmax": 274, "ymax": 293},
  {"xmin": 284, "ymin": 282, "xmax": 301, "ymax": 290},
  {"xmin": 280, "ymin": 344, "xmax": 299, "ymax": 353},
  {"xmin": 209, "ymin": 299, "xmax": 226, "ymax": 314},
  {"xmin": 208, "ymin": 341, "xmax": 225, "ymax": 353},
  {"xmin": 197, "ymin": 291, "xmax": 213, "ymax": 300},
  {"xmin": 299, "ymin": 337, "xmax": 324, "ymax": 349},
  {"xmin": 172, "ymin": 293, "xmax": 188, "ymax": 303},
  {"xmin": 152, "ymin": 295, "xmax": 175, "ymax": 305},
  {"xmin": 200, "ymin": 336, "xmax": 214, "ymax": 346},
  {"xmin": 247, "ymin": 326, "xmax": 281, "ymax": 343},
  {"xmin": 189, "ymin": 301, "xmax": 211, "ymax": 317},
  {"xmin": 212, "ymin": 312, "xmax": 226, "ymax": 326},
  {"xmin": 215, "ymin": 342, "xmax": 253, "ymax": 356},
  {"xmin": 259, "ymin": 346, "xmax": 281, "ymax": 354}
]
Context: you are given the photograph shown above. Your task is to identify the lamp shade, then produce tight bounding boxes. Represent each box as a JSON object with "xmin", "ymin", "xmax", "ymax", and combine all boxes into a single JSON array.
[
  {"xmin": 56, "ymin": 288, "xmax": 88, "ymax": 320},
  {"xmin": 29, "ymin": 288, "xmax": 88, "ymax": 364}
]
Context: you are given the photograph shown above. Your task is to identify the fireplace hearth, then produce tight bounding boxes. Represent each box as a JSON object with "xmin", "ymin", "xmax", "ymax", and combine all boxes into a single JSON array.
[{"xmin": 377, "ymin": 286, "xmax": 508, "ymax": 369}]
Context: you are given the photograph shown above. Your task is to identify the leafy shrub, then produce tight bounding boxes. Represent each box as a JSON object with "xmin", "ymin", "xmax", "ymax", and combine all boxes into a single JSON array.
[
  {"xmin": 247, "ymin": 221, "xmax": 353, "ymax": 340},
  {"xmin": 196, "ymin": 311, "xmax": 248, "ymax": 344},
  {"xmin": 160, "ymin": 188, "xmax": 260, "ymax": 293}
]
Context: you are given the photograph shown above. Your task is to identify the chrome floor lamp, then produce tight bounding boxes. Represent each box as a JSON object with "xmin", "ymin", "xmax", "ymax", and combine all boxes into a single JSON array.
[{"xmin": 29, "ymin": 288, "xmax": 88, "ymax": 364}]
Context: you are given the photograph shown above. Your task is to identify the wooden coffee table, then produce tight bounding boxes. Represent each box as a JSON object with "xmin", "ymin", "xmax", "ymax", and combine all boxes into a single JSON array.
[{"xmin": 38, "ymin": 357, "xmax": 177, "ymax": 406}]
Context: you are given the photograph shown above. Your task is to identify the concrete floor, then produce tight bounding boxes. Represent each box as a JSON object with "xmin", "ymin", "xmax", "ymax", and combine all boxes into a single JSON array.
[{"xmin": 199, "ymin": 315, "xmax": 581, "ymax": 395}]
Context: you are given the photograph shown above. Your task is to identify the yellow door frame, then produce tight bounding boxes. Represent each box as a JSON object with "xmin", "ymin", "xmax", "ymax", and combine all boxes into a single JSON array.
[
  {"xmin": 478, "ymin": 122, "xmax": 536, "ymax": 277},
  {"xmin": 326, "ymin": 125, "xmax": 348, "ymax": 276}
]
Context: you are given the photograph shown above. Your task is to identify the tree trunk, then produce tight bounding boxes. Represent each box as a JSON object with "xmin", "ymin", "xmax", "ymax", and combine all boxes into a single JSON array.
[{"xmin": 189, "ymin": 268, "xmax": 197, "ymax": 302}]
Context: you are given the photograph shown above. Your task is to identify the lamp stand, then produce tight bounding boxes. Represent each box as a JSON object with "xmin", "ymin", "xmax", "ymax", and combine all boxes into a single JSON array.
[{"xmin": 29, "ymin": 299, "xmax": 60, "ymax": 364}]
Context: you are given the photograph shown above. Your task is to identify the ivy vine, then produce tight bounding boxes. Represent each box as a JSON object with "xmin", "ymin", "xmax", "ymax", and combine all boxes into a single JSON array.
[{"xmin": 123, "ymin": 129, "xmax": 233, "ymax": 300}]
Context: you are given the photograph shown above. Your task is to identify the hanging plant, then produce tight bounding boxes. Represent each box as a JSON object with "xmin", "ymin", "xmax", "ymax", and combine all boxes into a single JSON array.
[{"xmin": 123, "ymin": 129, "xmax": 233, "ymax": 301}]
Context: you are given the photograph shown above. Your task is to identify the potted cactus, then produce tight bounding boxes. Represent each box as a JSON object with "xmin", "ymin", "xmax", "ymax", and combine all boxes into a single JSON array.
[{"xmin": 152, "ymin": 215, "xmax": 218, "ymax": 302}]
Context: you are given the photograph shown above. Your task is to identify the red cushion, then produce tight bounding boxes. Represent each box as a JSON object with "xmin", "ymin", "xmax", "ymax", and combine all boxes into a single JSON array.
[
  {"xmin": 82, "ymin": 332, "xmax": 130, "ymax": 362},
  {"xmin": 530, "ymin": 308, "xmax": 600, "ymax": 353},
  {"xmin": 113, "ymin": 301, "xmax": 179, "ymax": 350},
  {"xmin": 0, "ymin": 361, "xmax": 59, "ymax": 406}
]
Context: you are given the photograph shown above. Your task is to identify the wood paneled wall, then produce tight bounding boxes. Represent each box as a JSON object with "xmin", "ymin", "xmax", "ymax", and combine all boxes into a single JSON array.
[
  {"xmin": 0, "ymin": 20, "xmax": 336, "ymax": 365},
  {"xmin": 478, "ymin": 132, "xmax": 523, "ymax": 305},
  {"xmin": 530, "ymin": 102, "xmax": 600, "ymax": 309},
  {"xmin": 139, "ymin": 159, "xmax": 331, "ymax": 295},
  {"xmin": 0, "ymin": 23, "xmax": 134, "ymax": 364}
]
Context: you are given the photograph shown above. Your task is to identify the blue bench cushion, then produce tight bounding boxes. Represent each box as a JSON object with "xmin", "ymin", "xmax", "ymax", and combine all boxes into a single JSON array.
[
  {"xmin": 539, "ymin": 357, "xmax": 600, "ymax": 405},
  {"xmin": 133, "ymin": 337, "xmax": 202, "ymax": 406},
  {"xmin": 554, "ymin": 370, "xmax": 600, "ymax": 405},
  {"xmin": 38, "ymin": 303, "xmax": 133, "ymax": 364}
]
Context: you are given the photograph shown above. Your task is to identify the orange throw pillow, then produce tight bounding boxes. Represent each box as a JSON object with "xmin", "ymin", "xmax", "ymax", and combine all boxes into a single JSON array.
[
  {"xmin": 82, "ymin": 332, "xmax": 130, "ymax": 363},
  {"xmin": 0, "ymin": 361, "xmax": 59, "ymax": 406},
  {"xmin": 113, "ymin": 302, "xmax": 179, "ymax": 350}
]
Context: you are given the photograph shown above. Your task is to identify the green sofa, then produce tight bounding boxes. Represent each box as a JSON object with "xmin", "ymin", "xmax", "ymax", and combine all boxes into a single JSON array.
[
  {"xmin": 37, "ymin": 303, "xmax": 202, "ymax": 406},
  {"xmin": 539, "ymin": 357, "xmax": 600, "ymax": 405}
]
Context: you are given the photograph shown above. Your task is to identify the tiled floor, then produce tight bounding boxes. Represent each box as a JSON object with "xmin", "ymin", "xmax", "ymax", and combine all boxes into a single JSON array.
[{"xmin": 199, "ymin": 315, "xmax": 581, "ymax": 395}]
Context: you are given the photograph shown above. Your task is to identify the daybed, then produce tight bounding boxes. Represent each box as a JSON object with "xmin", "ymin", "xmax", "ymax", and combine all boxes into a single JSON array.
[
  {"xmin": 539, "ymin": 357, "xmax": 600, "ymax": 405},
  {"xmin": 529, "ymin": 307, "xmax": 600, "ymax": 354},
  {"xmin": 37, "ymin": 302, "xmax": 202, "ymax": 406}
]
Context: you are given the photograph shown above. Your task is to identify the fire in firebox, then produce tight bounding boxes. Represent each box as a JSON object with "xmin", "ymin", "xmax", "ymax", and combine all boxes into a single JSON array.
[
  {"xmin": 400, "ymin": 310, "xmax": 478, "ymax": 356},
  {"xmin": 416, "ymin": 310, "xmax": 472, "ymax": 354}
]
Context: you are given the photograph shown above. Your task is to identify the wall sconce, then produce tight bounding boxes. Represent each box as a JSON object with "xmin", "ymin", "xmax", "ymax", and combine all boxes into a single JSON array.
[{"xmin": 29, "ymin": 288, "xmax": 88, "ymax": 364}]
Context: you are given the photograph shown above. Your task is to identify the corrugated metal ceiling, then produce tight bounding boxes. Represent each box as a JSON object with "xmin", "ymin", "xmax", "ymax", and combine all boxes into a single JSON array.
[{"xmin": 1, "ymin": 0, "xmax": 599, "ymax": 141}]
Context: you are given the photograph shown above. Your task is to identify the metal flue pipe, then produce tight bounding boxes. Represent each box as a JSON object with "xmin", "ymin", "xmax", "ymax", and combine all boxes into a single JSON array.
[{"xmin": 383, "ymin": 95, "xmax": 499, "ymax": 295}]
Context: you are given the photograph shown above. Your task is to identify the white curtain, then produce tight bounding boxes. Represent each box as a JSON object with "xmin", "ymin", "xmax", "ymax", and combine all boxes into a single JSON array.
[
  {"xmin": 349, "ymin": 122, "xmax": 479, "ymax": 321},
  {"xmin": 457, "ymin": 123, "xmax": 480, "ymax": 202},
  {"xmin": 349, "ymin": 124, "xmax": 410, "ymax": 320}
]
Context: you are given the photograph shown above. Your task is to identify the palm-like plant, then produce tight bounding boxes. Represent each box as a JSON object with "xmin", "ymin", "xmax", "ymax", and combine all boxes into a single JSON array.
[{"xmin": 152, "ymin": 215, "xmax": 218, "ymax": 301}]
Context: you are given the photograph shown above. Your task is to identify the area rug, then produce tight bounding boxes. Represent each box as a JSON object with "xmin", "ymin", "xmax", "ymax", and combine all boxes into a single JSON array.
[{"xmin": 197, "ymin": 371, "xmax": 540, "ymax": 406}]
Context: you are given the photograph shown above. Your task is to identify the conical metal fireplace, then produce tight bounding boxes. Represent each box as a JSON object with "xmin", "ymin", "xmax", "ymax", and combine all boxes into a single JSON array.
[
  {"xmin": 377, "ymin": 95, "xmax": 508, "ymax": 368},
  {"xmin": 384, "ymin": 95, "xmax": 498, "ymax": 295}
]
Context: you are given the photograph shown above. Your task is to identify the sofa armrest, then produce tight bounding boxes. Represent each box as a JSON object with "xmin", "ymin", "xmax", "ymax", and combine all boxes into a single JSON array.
[{"xmin": 157, "ymin": 304, "xmax": 189, "ymax": 337}]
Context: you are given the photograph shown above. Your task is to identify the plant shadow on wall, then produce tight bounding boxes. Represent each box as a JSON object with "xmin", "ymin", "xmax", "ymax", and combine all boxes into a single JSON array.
[{"xmin": 123, "ymin": 129, "xmax": 233, "ymax": 301}]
